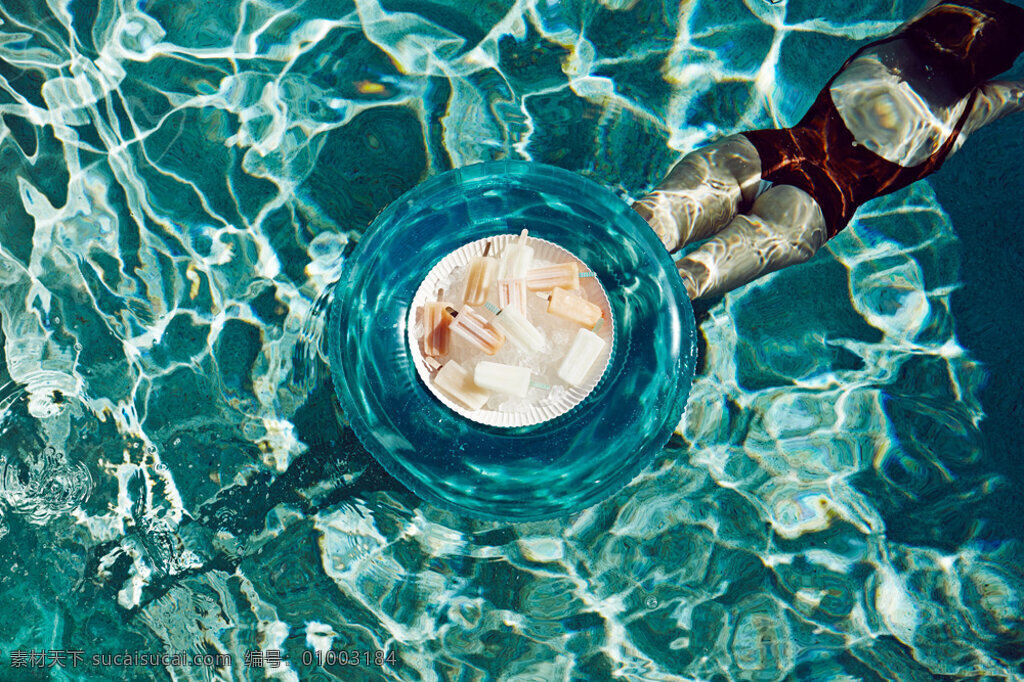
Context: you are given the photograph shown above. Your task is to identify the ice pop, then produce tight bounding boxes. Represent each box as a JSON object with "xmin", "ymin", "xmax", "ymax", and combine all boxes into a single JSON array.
[
  {"xmin": 547, "ymin": 287, "xmax": 603, "ymax": 327},
  {"xmin": 497, "ymin": 278, "xmax": 527, "ymax": 315},
  {"xmin": 422, "ymin": 301, "xmax": 454, "ymax": 356},
  {"xmin": 497, "ymin": 229, "xmax": 534, "ymax": 280},
  {"xmin": 526, "ymin": 262, "xmax": 580, "ymax": 291},
  {"xmin": 462, "ymin": 241, "xmax": 497, "ymax": 306},
  {"xmin": 558, "ymin": 329, "xmax": 606, "ymax": 386},
  {"xmin": 434, "ymin": 361, "xmax": 490, "ymax": 409},
  {"xmin": 474, "ymin": 361, "xmax": 531, "ymax": 398},
  {"xmin": 486, "ymin": 303, "xmax": 545, "ymax": 352},
  {"xmin": 448, "ymin": 305, "xmax": 505, "ymax": 355}
]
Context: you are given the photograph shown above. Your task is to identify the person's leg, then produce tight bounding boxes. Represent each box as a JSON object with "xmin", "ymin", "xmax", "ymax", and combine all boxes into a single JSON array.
[
  {"xmin": 632, "ymin": 134, "xmax": 762, "ymax": 252},
  {"xmin": 949, "ymin": 79, "xmax": 1024, "ymax": 155},
  {"xmin": 674, "ymin": 184, "xmax": 828, "ymax": 300}
]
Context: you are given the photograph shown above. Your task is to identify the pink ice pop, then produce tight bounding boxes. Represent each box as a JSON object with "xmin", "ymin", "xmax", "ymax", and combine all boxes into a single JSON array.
[
  {"xmin": 526, "ymin": 262, "xmax": 580, "ymax": 291},
  {"xmin": 497, "ymin": 278, "xmax": 527, "ymax": 315},
  {"xmin": 447, "ymin": 305, "xmax": 505, "ymax": 355}
]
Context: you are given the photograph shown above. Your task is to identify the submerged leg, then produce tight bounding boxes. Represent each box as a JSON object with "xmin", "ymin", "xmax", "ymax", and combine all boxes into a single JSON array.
[
  {"xmin": 949, "ymin": 79, "xmax": 1024, "ymax": 156},
  {"xmin": 675, "ymin": 184, "xmax": 828, "ymax": 300},
  {"xmin": 632, "ymin": 134, "xmax": 763, "ymax": 252}
]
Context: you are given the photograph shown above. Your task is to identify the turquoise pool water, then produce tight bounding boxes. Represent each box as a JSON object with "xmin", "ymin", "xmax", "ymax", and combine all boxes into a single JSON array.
[{"xmin": 0, "ymin": 0, "xmax": 1022, "ymax": 680}]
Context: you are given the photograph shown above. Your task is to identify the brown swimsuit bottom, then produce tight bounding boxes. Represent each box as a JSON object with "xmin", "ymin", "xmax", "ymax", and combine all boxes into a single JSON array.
[{"xmin": 743, "ymin": 0, "xmax": 1024, "ymax": 239}]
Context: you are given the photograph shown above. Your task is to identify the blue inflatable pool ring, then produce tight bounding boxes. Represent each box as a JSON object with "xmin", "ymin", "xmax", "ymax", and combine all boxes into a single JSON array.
[{"xmin": 328, "ymin": 160, "xmax": 697, "ymax": 521}]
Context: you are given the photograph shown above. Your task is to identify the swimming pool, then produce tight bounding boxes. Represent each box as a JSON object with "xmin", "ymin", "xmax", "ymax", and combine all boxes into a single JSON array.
[{"xmin": 0, "ymin": 0, "xmax": 1021, "ymax": 679}]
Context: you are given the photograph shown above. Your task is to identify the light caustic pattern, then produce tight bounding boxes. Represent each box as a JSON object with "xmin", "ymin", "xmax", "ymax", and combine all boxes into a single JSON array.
[{"xmin": 0, "ymin": 0, "xmax": 1020, "ymax": 679}]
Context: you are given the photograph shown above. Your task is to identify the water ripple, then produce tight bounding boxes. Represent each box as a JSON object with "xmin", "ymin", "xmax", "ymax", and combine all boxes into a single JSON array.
[
  {"xmin": 0, "ymin": 0, "xmax": 1017, "ymax": 678},
  {"xmin": 0, "ymin": 446, "xmax": 92, "ymax": 523}
]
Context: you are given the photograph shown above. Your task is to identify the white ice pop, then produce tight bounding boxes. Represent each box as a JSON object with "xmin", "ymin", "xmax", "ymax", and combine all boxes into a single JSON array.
[
  {"xmin": 558, "ymin": 328, "xmax": 606, "ymax": 386},
  {"xmin": 547, "ymin": 286, "xmax": 602, "ymax": 327},
  {"xmin": 474, "ymin": 361, "xmax": 531, "ymax": 398},
  {"xmin": 434, "ymin": 361, "xmax": 490, "ymax": 409},
  {"xmin": 487, "ymin": 303, "xmax": 545, "ymax": 352},
  {"xmin": 462, "ymin": 242, "xmax": 498, "ymax": 306},
  {"xmin": 497, "ymin": 278, "xmax": 527, "ymax": 315},
  {"xmin": 526, "ymin": 262, "xmax": 579, "ymax": 291},
  {"xmin": 497, "ymin": 229, "xmax": 534, "ymax": 280},
  {"xmin": 448, "ymin": 305, "xmax": 505, "ymax": 355}
]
